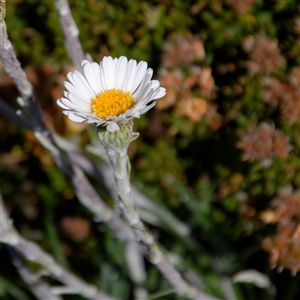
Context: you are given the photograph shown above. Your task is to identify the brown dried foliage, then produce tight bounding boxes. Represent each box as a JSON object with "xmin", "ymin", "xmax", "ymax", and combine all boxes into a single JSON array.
[
  {"xmin": 157, "ymin": 35, "xmax": 222, "ymax": 129},
  {"xmin": 237, "ymin": 123, "xmax": 293, "ymax": 164},
  {"xmin": 262, "ymin": 223, "xmax": 300, "ymax": 276},
  {"xmin": 161, "ymin": 35, "xmax": 205, "ymax": 69},
  {"xmin": 261, "ymin": 188, "xmax": 300, "ymax": 275},
  {"xmin": 263, "ymin": 69, "xmax": 300, "ymax": 124},
  {"xmin": 242, "ymin": 34, "xmax": 284, "ymax": 74},
  {"xmin": 60, "ymin": 216, "xmax": 91, "ymax": 241},
  {"xmin": 225, "ymin": 0, "xmax": 256, "ymax": 14}
]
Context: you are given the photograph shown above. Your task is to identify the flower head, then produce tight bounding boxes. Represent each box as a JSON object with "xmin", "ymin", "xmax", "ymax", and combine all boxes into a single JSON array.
[{"xmin": 57, "ymin": 56, "xmax": 166, "ymax": 132}]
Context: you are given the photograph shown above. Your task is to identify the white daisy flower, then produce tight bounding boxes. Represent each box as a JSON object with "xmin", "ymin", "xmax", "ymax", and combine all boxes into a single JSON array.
[{"xmin": 57, "ymin": 56, "xmax": 166, "ymax": 132}]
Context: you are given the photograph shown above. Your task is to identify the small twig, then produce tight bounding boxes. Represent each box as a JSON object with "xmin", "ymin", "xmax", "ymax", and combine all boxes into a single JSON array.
[
  {"xmin": 147, "ymin": 287, "xmax": 177, "ymax": 300},
  {"xmin": 70, "ymin": 165, "xmax": 136, "ymax": 241},
  {"xmin": 0, "ymin": 1, "xmax": 34, "ymax": 106},
  {"xmin": 6, "ymin": 245, "xmax": 63, "ymax": 300},
  {"xmin": 0, "ymin": 99, "xmax": 33, "ymax": 130},
  {"xmin": 55, "ymin": 0, "xmax": 85, "ymax": 71},
  {"xmin": 212, "ymin": 256, "xmax": 237, "ymax": 300},
  {"xmin": 0, "ymin": 198, "xmax": 116, "ymax": 300}
]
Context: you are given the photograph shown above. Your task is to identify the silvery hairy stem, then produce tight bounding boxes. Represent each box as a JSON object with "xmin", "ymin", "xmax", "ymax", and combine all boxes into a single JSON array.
[
  {"xmin": 97, "ymin": 123, "xmax": 219, "ymax": 299},
  {"xmin": 0, "ymin": 198, "xmax": 116, "ymax": 300},
  {"xmin": 55, "ymin": 0, "xmax": 85, "ymax": 71},
  {"xmin": 6, "ymin": 245, "xmax": 63, "ymax": 300}
]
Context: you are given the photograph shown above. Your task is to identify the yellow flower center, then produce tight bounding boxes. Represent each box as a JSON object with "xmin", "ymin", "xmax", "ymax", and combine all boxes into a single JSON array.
[{"xmin": 91, "ymin": 89, "xmax": 134, "ymax": 120}]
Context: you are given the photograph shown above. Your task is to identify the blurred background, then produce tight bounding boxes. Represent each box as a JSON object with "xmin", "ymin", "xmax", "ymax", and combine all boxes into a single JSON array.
[{"xmin": 1, "ymin": 0, "xmax": 299, "ymax": 299}]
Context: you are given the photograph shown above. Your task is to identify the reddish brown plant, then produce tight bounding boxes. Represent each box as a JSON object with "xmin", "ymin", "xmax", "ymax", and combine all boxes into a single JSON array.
[
  {"xmin": 242, "ymin": 34, "xmax": 284, "ymax": 74},
  {"xmin": 237, "ymin": 123, "xmax": 293, "ymax": 165},
  {"xmin": 263, "ymin": 71, "xmax": 300, "ymax": 124},
  {"xmin": 60, "ymin": 216, "xmax": 91, "ymax": 241},
  {"xmin": 225, "ymin": 0, "xmax": 256, "ymax": 13},
  {"xmin": 262, "ymin": 223, "xmax": 300, "ymax": 276}
]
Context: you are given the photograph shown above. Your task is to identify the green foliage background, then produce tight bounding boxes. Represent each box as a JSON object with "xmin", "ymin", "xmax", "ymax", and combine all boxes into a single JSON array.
[{"xmin": 1, "ymin": 0, "xmax": 299, "ymax": 299}]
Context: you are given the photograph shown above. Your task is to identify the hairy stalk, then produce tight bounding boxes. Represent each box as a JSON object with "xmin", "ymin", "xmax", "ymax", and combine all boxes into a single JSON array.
[
  {"xmin": 85, "ymin": 139, "xmax": 190, "ymax": 236},
  {"xmin": 0, "ymin": 1, "xmax": 32, "ymax": 100},
  {"xmin": 0, "ymin": 99, "xmax": 33, "ymax": 130},
  {"xmin": 97, "ymin": 124, "xmax": 219, "ymax": 300},
  {"xmin": 55, "ymin": 0, "xmax": 85, "ymax": 71},
  {"xmin": 6, "ymin": 245, "xmax": 63, "ymax": 300},
  {"xmin": 0, "ymin": 198, "xmax": 115, "ymax": 300}
]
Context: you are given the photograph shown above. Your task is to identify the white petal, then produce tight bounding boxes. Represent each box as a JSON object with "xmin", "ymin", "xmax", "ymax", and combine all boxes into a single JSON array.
[
  {"xmin": 122, "ymin": 59, "xmax": 137, "ymax": 92},
  {"xmin": 93, "ymin": 62, "xmax": 106, "ymax": 91},
  {"xmin": 146, "ymin": 68, "xmax": 153, "ymax": 79},
  {"xmin": 57, "ymin": 100, "xmax": 84, "ymax": 111},
  {"xmin": 133, "ymin": 92, "xmax": 152, "ymax": 109},
  {"xmin": 130, "ymin": 61, "xmax": 148, "ymax": 94},
  {"xmin": 133, "ymin": 72, "xmax": 152, "ymax": 101},
  {"xmin": 67, "ymin": 93, "xmax": 91, "ymax": 111},
  {"xmin": 69, "ymin": 71, "xmax": 95, "ymax": 98},
  {"xmin": 63, "ymin": 91, "xmax": 91, "ymax": 109},
  {"xmin": 115, "ymin": 56, "xmax": 128, "ymax": 90},
  {"xmin": 139, "ymin": 101, "xmax": 156, "ymax": 114},
  {"xmin": 150, "ymin": 80, "xmax": 160, "ymax": 89},
  {"xmin": 67, "ymin": 112, "xmax": 87, "ymax": 123},
  {"xmin": 102, "ymin": 56, "xmax": 117, "ymax": 90},
  {"xmin": 153, "ymin": 87, "xmax": 166, "ymax": 99},
  {"xmin": 99, "ymin": 61, "xmax": 107, "ymax": 91},
  {"xmin": 83, "ymin": 62, "xmax": 102, "ymax": 95},
  {"xmin": 57, "ymin": 98, "xmax": 72, "ymax": 109},
  {"xmin": 64, "ymin": 81, "xmax": 90, "ymax": 101},
  {"xmin": 119, "ymin": 118, "xmax": 130, "ymax": 125},
  {"xmin": 81, "ymin": 60, "xmax": 90, "ymax": 66},
  {"xmin": 107, "ymin": 122, "xmax": 120, "ymax": 132},
  {"xmin": 86, "ymin": 117, "xmax": 100, "ymax": 124}
]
